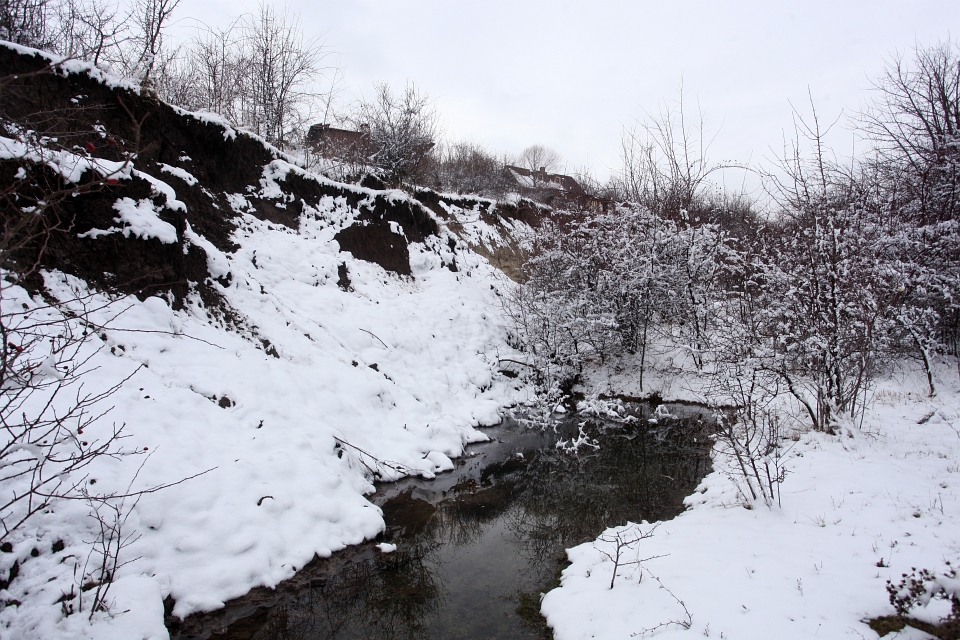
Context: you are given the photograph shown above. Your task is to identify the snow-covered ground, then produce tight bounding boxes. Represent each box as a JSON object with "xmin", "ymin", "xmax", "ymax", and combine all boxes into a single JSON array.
[
  {"xmin": 542, "ymin": 369, "xmax": 960, "ymax": 640},
  {"xmin": 4, "ymin": 41, "xmax": 958, "ymax": 640},
  {"xmin": 0, "ymin": 197, "xmax": 528, "ymax": 638}
]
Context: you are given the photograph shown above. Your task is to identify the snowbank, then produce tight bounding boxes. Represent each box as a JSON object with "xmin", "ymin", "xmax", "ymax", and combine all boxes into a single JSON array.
[
  {"xmin": 542, "ymin": 374, "xmax": 960, "ymax": 639},
  {"xmin": 0, "ymin": 201, "xmax": 527, "ymax": 638}
]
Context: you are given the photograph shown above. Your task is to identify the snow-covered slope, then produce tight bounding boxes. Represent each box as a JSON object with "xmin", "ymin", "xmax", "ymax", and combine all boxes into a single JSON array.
[{"xmin": 0, "ymin": 43, "xmax": 530, "ymax": 639}]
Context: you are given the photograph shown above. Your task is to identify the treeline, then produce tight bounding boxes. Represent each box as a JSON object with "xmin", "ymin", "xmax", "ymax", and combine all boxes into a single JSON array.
[
  {"xmin": 1, "ymin": 0, "xmax": 584, "ymax": 195},
  {"xmin": 509, "ymin": 40, "xmax": 960, "ymax": 440},
  {"xmin": 1, "ymin": 0, "xmax": 331, "ymax": 148}
]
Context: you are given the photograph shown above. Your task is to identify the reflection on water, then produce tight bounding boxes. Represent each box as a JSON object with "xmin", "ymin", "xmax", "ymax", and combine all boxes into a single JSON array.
[{"xmin": 169, "ymin": 403, "xmax": 713, "ymax": 640}]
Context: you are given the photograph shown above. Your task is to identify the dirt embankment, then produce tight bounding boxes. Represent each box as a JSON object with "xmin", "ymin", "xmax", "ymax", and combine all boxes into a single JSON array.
[{"xmin": 0, "ymin": 45, "xmax": 457, "ymax": 306}]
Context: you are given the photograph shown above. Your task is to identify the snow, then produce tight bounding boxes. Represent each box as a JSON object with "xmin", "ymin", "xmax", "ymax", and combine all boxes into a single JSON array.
[
  {"xmin": 158, "ymin": 163, "xmax": 198, "ymax": 186},
  {"xmin": 132, "ymin": 170, "xmax": 186, "ymax": 212},
  {"xmin": 78, "ymin": 197, "xmax": 179, "ymax": 243},
  {"xmin": 0, "ymin": 41, "xmax": 141, "ymax": 92},
  {"xmin": 0, "ymin": 135, "xmax": 130, "ymax": 184},
  {"xmin": 541, "ymin": 373, "xmax": 960, "ymax": 640},
  {"xmin": 507, "ymin": 168, "xmax": 567, "ymax": 191},
  {"xmin": 8, "ymin": 35, "xmax": 956, "ymax": 639},
  {"xmin": 82, "ymin": 576, "xmax": 169, "ymax": 640},
  {"xmin": 0, "ymin": 185, "xmax": 526, "ymax": 638},
  {"xmin": 7, "ymin": 152, "xmax": 956, "ymax": 640},
  {"xmin": 7, "ymin": 178, "xmax": 959, "ymax": 640},
  {"xmin": 173, "ymin": 108, "xmax": 238, "ymax": 140},
  {"xmin": 182, "ymin": 222, "xmax": 230, "ymax": 278},
  {"xmin": 425, "ymin": 450, "xmax": 455, "ymax": 472}
]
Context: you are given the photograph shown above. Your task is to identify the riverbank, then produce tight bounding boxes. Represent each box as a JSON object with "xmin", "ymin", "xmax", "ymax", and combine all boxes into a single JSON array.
[
  {"xmin": 542, "ymin": 366, "xmax": 960, "ymax": 640},
  {"xmin": 168, "ymin": 403, "xmax": 714, "ymax": 639}
]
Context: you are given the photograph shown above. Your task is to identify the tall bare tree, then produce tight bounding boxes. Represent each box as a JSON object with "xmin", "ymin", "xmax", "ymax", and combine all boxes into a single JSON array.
[
  {"xmin": 52, "ymin": 0, "xmax": 128, "ymax": 67},
  {"xmin": 614, "ymin": 88, "xmax": 720, "ymax": 221},
  {"xmin": 127, "ymin": 0, "xmax": 181, "ymax": 87},
  {"xmin": 243, "ymin": 2, "xmax": 327, "ymax": 147},
  {"xmin": 184, "ymin": 20, "xmax": 246, "ymax": 123},
  {"xmin": 860, "ymin": 38, "xmax": 960, "ymax": 225},
  {"xmin": 517, "ymin": 144, "xmax": 562, "ymax": 173}
]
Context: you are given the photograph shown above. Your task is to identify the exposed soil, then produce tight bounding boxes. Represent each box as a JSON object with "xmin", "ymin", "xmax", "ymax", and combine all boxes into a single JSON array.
[
  {"xmin": 1, "ymin": 46, "xmax": 458, "ymax": 306},
  {"xmin": 867, "ymin": 615, "xmax": 960, "ymax": 640}
]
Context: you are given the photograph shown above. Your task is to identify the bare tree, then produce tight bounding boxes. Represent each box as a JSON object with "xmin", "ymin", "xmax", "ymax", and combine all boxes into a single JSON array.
[
  {"xmin": 613, "ymin": 87, "xmax": 721, "ymax": 221},
  {"xmin": 353, "ymin": 80, "xmax": 439, "ymax": 184},
  {"xmin": 859, "ymin": 39, "xmax": 960, "ymax": 367},
  {"xmin": 860, "ymin": 38, "xmax": 960, "ymax": 225},
  {"xmin": 517, "ymin": 144, "xmax": 562, "ymax": 173},
  {"xmin": 243, "ymin": 2, "xmax": 328, "ymax": 148},
  {"xmin": 52, "ymin": 0, "xmax": 128, "ymax": 67},
  {"xmin": 180, "ymin": 20, "xmax": 247, "ymax": 122},
  {"xmin": 126, "ymin": 0, "xmax": 181, "ymax": 87},
  {"xmin": 0, "ymin": 0, "xmax": 55, "ymax": 48}
]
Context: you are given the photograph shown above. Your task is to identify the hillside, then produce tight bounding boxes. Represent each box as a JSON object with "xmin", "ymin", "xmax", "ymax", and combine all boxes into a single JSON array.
[{"xmin": 0, "ymin": 43, "xmax": 538, "ymax": 639}]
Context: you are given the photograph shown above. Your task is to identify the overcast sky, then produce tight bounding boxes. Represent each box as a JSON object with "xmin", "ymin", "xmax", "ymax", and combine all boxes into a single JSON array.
[{"xmin": 176, "ymin": 0, "xmax": 958, "ymax": 187}]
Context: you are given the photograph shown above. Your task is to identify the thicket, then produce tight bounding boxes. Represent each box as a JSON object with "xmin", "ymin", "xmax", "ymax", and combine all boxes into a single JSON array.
[
  {"xmin": 2, "ymin": 1, "xmax": 588, "ymax": 198},
  {"xmin": 507, "ymin": 39, "xmax": 960, "ymax": 447},
  {"xmin": 1, "ymin": 0, "xmax": 333, "ymax": 149}
]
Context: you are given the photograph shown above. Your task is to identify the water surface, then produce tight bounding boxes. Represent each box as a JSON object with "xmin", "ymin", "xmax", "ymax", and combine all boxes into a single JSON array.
[{"xmin": 169, "ymin": 403, "xmax": 713, "ymax": 640}]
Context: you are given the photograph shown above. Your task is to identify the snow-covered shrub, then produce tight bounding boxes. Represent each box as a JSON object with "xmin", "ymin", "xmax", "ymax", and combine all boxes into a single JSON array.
[
  {"xmin": 433, "ymin": 140, "xmax": 512, "ymax": 198},
  {"xmin": 504, "ymin": 204, "xmax": 729, "ymax": 396},
  {"xmin": 754, "ymin": 119, "xmax": 923, "ymax": 431},
  {"xmin": 886, "ymin": 563, "xmax": 960, "ymax": 627},
  {"xmin": 350, "ymin": 81, "xmax": 439, "ymax": 185},
  {"xmin": 854, "ymin": 40, "xmax": 960, "ymax": 386}
]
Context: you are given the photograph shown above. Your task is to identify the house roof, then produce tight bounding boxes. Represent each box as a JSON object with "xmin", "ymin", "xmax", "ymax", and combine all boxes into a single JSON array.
[{"xmin": 503, "ymin": 165, "xmax": 585, "ymax": 197}]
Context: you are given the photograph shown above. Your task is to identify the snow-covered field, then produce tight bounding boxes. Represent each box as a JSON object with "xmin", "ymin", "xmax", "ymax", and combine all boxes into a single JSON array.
[
  {"xmin": 542, "ymin": 371, "xmax": 960, "ymax": 640},
  {"xmin": 4, "ymin": 171, "xmax": 957, "ymax": 640}
]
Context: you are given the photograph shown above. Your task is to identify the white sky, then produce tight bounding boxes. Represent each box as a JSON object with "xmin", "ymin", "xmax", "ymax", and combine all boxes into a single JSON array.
[{"xmin": 175, "ymin": 0, "xmax": 959, "ymax": 187}]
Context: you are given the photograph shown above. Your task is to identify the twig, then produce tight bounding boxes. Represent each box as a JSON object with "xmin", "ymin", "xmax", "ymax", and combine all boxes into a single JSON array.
[
  {"xmin": 498, "ymin": 358, "xmax": 541, "ymax": 373},
  {"xmin": 359, "ymin": 328, "xmax": 389, "ymax": 349},
  {"xmin": 333, "ymin": 436, "xmax": 417, "ymax": 478},
  {"xmin": 596, "ymin": 523, "xmax": 664, "ymax": 589},
  {"xmin": 95, "ymin": 327, "xmax": 226, "ymax": 350},
  {"xmin": 631, "ymin": 571, "xmax": 693, "ymax": 636}
]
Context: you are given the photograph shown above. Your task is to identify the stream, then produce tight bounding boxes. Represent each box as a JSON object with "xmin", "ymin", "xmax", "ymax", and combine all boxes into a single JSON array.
[{"xmin": 168, "ymin": 402, "xmax": 714, "ymax": 640}]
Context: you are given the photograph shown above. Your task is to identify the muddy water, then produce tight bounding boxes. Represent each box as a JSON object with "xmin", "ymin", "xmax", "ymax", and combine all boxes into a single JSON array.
[{"xmin": 168, "ymin": 403, "xmax": 713, "ymax": 640}]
